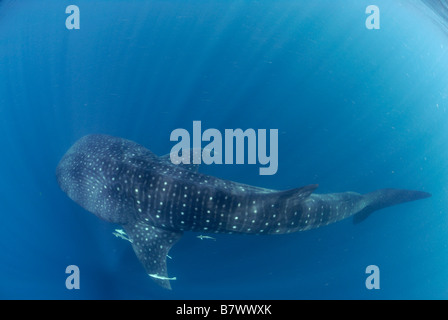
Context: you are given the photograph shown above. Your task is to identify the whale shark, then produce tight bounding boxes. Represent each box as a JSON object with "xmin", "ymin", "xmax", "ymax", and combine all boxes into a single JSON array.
[{"xmin": 56, "ymin": 134, "xmax": 431, "ymax": 289}]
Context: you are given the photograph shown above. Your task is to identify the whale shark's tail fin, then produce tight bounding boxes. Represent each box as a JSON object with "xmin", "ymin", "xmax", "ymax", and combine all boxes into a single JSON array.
[{"xmin": 353, "ymin": 188, "xmax": 431, "ymax": 224}]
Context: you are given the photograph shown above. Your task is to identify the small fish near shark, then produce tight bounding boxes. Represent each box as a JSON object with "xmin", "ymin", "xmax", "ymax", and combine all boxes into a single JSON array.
[{"xmin": 56, "ymin": 134, "xmax": 431, "ymax": 289}]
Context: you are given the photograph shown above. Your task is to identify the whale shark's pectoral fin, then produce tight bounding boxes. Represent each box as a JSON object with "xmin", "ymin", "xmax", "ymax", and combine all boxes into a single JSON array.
[{"xmin": 123, "ymin": 221, "xmax": 183, "ymax": 289}]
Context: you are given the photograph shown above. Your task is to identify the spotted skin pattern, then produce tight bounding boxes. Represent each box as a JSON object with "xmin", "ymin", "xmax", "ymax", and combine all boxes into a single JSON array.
[{"xmin": 56, "ymin": 134, "xmax": 431, "ymax": 289}]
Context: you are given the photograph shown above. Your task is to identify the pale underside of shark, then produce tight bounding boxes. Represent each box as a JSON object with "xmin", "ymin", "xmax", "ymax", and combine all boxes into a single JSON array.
[{"xmin": 56, "ymin": 134, "xmax": 431, "ymax": 289}]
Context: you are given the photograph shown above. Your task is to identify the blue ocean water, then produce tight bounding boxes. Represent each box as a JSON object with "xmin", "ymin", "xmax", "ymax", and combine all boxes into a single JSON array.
[{"xmin": 0, "ymin": 0, "xmax": 447, "ymax": 299}]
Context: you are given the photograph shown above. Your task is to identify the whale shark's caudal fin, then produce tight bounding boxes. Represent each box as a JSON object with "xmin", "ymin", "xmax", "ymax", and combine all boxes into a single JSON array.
[
  {"xmin": 353, "ymin": 188, "xmax": 431, "ymax": 224},
  {"xmin": 123, "ymin": 220, "xmax": 183, "ymax": 289}
]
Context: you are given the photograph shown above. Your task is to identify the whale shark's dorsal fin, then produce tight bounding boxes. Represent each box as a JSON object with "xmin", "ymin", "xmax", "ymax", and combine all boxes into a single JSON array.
[
  {"xmin": 123, "ymin": 221, "xmax": 183, "ymax": 289},
  {"xmin": 274, "ymin": 184, "xmax": 319, "ymax": 205}
]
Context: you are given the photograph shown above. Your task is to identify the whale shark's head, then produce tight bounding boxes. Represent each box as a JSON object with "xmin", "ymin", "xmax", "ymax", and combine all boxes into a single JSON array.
[{"xmin": 56, "ymin": 135, "xmax": 131, "ymax": 224}]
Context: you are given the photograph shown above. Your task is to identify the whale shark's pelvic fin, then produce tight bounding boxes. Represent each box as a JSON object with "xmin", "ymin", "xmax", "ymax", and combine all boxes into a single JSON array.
[
  {"xmin": 123, "ymin": 220, "xmax": 183, "ymax": 289},
  {"xmin": 353, "ymin": 188, "xmax": 431, "ymax": 224}
]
